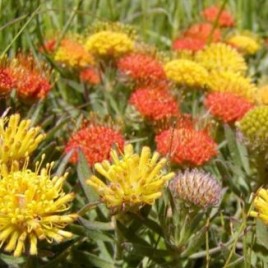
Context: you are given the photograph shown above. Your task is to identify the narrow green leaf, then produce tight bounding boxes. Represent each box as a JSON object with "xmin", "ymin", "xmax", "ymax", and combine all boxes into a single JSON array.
[
  {"xmin": 77, "ymin": 151, "xmax": 98, "ymax": 202},
  {"xmin": 79, "ymin": 217, "xmax": 114, "ymax": 231}
]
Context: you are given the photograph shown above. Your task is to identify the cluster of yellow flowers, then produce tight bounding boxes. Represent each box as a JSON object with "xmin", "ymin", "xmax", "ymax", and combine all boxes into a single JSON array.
[{"xmin": 0, "ymin": 114, "xmax": 77, "ymax": 256}]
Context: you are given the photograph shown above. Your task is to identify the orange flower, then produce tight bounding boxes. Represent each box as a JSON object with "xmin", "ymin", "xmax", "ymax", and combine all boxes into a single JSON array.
[
  {"xmin": 12, "ymin": 55, "xmax": 51, "ymax": 100},
  {"xmin": 39, "ymin": 38, "xmax": 56, "ymax": 53},
  {"xmin": 205, "ymin": 92, "xmax": 253, "ymax": 123},
  {"xmin": 129, "ymin": 87, "xmax": 180, "ymax": 122},
  {"xmin": 202, "ymin": 5, "xmax": 235, "ymax": 27},
  {"xmin": 172, "ymin": 37, "xmax": 205, "ymax": 53},
  {"xmin": 117, "ymin": 53, "xmax": 166, "ymax": 85},
  {"xmin": 155, "ymin": 127, "xmax": 217, "ymax": 166},
  {"xmin": 65, "ymin": 124, "xmax": 125, "ymax": 166},
  {"xmin": 0, "ymin": 67, "xmax": 15, "ymax": 97},
  {"xmin": 183, "ymin": 23, "xmax": 221, "ymax": 42},
  {"xmin": 80, "ymin": 67, "xmax": 101, "ymax": 85}
]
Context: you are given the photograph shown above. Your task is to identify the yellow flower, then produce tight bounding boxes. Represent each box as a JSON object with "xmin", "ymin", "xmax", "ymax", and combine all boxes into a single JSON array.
[
  {"xmin": 227, "ymin": 33, "xmax": 261, "ymax": 55},
  {"xmin": 250, "ymin": 188, "xmax": 268, "ymax": 224},
  {"xmin": 255, "ymin": 85, "xmax": 268, "ymax": 105},
  {"xmin": 87, "ymin": 144, "xmax": 175, "ymax": 212},
  {"xmin": 0, "ymin": 114, "xmax": 45, "ymax": 165},
  {"xmin": 0, "ymin": 158, "xmax": 77, "ymax": 256},
  {"xmin": 207, "ymin": 71, "xmax": 256, "ymax": 101},
  {"xmin": 54, "ymin": 38, "xmax": 94, "ymax": 68},
  {"xmin": 196, "ymin": 43, "xmax": 247, "ymax": 74},
  {"xmin": 164, "ymin": 59, "xmax": 208, "ymax": 88},
  {"xmin": 85, "ymin": 31, "xmax": 134, "ymax": 57}
]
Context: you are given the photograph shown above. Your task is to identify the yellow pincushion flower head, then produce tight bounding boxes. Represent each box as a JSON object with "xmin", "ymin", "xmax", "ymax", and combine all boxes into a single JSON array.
[
  {"xmin": 236, "ymin": 106, "xmax": 268, "ymax": 150},
  {"xmin": 0, "ymin": 157, "xmax": 77, "ymax": 257},
  {"xmin": 196, "ymin": 43, "xmax": 247, "ymax": 74},
  {"xmin": 164, "ymin": 59, "xmax": 209, "ymax": 88},
  {"xmin": 54, "ymin": 36, "xmax": 95, "ymax": 68},
  {"xmin": 255, "ymin": 85, "xmax": 268, "ymax": 105},
  {"xmin": 250, "ymin": 188, "xmax": 268, "ymax": 225},
  {"xmin": 85, "ymin": 22, "xmax": 135, "ymax": 58},
  {"xmin": 0, "ymin": 114, "xmax": 45, "ymax": 166},
  {"xmin": 207, "ymin": 70, "xmax": 256, "ymax": 101},
  {"xmin": 87, "ymin": 144, "xmax": 175, "ymax": 213},
  {"xmin": 227, "ymin": 32, "xmax": 261, "ymax": 55}
]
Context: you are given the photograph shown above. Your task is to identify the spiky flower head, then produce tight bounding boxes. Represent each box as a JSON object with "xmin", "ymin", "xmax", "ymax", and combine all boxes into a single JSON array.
[
  {"xmin": 129, "ymin": 87, "xmax": 179, "ymax": 122},
  {"xmin": 196, "ymin": 43, "xmax": 247, "ymax": 74},
  {"xmin": 155, "ymin": 127, "xmax": 217, "ymax": 166},
  {"xmin": 117, "ymin": 52, "xmax": 166, "ymax": 85},
  {"xmin": 236, "ymin": 106, "xmax": 268, "ymax": 149},
  {"xmin": 54, "ymin": 38, "xmax": 95, "ymax": 68},
  {"xmin": 183, "ymin": 23, "xmax": 221, "ymax": 42},
  {"xmin": 250, "ymin": 188, "xmax": 268, "ymax": 224},
  {"xmin": 0, "ymin": 57, "xmax": 15, "ymax": 97},
  {"xmin": 227, "ymin": 33, "xmax": 261, "ymax": 55},
  {"xmin": 172, "ymin": 37, "xmax": 205, "ymax": 53},
  {"xmin": 85, "ymin": 24, "xmax": 134, "ymax": 58},
  {"xmin": 205, "ymin": 92, "xmax": 253, "ymax": 123},
  {"xmin": 0, "ymin": 114, "xmax": 45, "ymax": 165},
  {"xmin": 202, "ymin": 5, "xmax": 235, "ymax": 27},
  {"xmin": 65, "ymin": 124, "xmax": 125, "ymax": 166},
  {"xmin": 0, "ymin": 158, "xmax": 77, "ymax": 256},
  {"xmin": 207, "ymin": 71, "xmax": 256, "ymax": 101},
  {"xmin": 169, "ymin": 169, "xmax": 221, "ymax": 207},
  {"xmin": 87, "ymin": 144, "xmax": 175, "ymax": 212},
  {"xmin": 255, "ymin": 85, "xmax": 268, "ymax": 105},
  {"xmin": 12, "ymin": 54, "xmax": 52, "ymax": 100},
  {"xmin": 80, "ymin": 67, "xmax": 101, "ymax": 85},
  {"xmin": 164, "ymin": 59, "xmax": 208, "ymax": 88},
  {"xmin": 39, "ymin": 38, "xmax": 56, "ymax": 54}
]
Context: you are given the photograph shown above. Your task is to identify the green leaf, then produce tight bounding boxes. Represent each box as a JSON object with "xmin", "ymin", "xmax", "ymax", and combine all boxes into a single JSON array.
[
  {"xmin": 0, "ymin": 253, "xmax": 25, "ymax": 265},
  {"xmin": 77, "ymin": 151, "xmax": 98, "ymax": 202},
  {"xmin": 79, "ymin": 217, "xmax": 114, "ymax": 231},
  {"xmin": 256, "ymin": 219, "xmax": 268, "ymax": 249}
]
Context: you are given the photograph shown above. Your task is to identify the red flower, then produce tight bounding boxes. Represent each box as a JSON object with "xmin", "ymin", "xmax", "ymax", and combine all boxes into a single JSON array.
[
  {"xmin": 204, "ymin": 92, "xmax": 253, "ymax": 123},
  {"xmin": 129, "ymin": 87, "xmax": 179, "ymax": 122},
  {"xmin": 80, "ymin": 67, "xmax": 101, "ymax": 85},
  {"xmin": 12, "ymin": 55, "xmax": 51, "ymax": 100},
  {"xmin": 0, "ymin": 67, "xmax": 15, "ymax": 96},
  {"xmin": 65, "ymin": 125, "xmax": 125, "ymax": 166},
  {"xmin": 172, "ymin": 37, "xmax": 206, "ymax": 52},
  {"xmin": 117, "ymin": 53, "xmax": 166, "ymax": 84},
  {"xmin": 39, "ymin": 38, "xmax": 56, "ymax": 53},
  {"xmin": 184, "ymin": 23, "xmax": 221, "ymax": 42},
  {"xmin": 202, "ymin": 6, "xmax": 235, "ymax": 27},
  {"xmin": 155, "ymin": 127, "xmax": 217, "ymax": 166}
]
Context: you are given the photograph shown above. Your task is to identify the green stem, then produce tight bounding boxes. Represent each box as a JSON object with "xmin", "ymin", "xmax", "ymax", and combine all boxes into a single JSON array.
[
  {"xmin": 114, "ymin": 215, "xmax": 124, "ymax": 267},
  {"xmin": 255, "ymin": 152, "xmax": 267, "ymax": 187}
]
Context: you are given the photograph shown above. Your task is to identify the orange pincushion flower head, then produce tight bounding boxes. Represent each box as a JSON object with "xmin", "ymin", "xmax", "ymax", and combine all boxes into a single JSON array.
[
  {"xmin": 205, "ymin": 92, "xmax": 253, "ymax": 123},
  {"xmin": 65, "ymin": 123, "xmax": 125, "ymax": 166},
  {"xmin": 117, "ymin": 52, "xmax": 166, "ymax": 85},
  {"xmin": 0, "ymin": 158, "xmax": 77, "ymax": 257},
  {"xmin": 183, "ymin": 23, "xmax": 221, "ymax": 42},
  {"xmin": 39, "ymin": 38, "xmax": 56, "ymax": 54},
  {"xmin": 207, "ymin": 70, "xmax": 256, "ymax": 101},
  {"xmin": 227, "ymin": 32, "xmax": 261, "ymax": 55},
  {"xmin": 129, "ymin": 86, "xmax": 180, "ymax": 122},
  {"xmin": 54, "ymin": 37, "xmax": 95, "ymax": 68},
  {"xmin": 164, "ymin": 59, "xmax": 208, "ymax": 88},
  {"xmin": 172, "ymin": 37, "xmax": 206, "ymax": 53},
  {"xmin": 0, "ymin": 57, "xmax": 15, "ymax": 97},
  {"xmin": 155, "ymin": 127, "xmax": 217, "ymax": 166},
  {"xmin": 80, "ymin": 67, "xmax": 101, "ymax": 85},
  {"xmin": 196, "ymin": 43, "xmax": 247, "ymax": 74},
  {"xmin": 202, "ymin": 5, "xmax": 235, "ymax": 27},
  {"xmin": 12, "ymin": 54, "xmax": 52, "ymax": 100}
]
